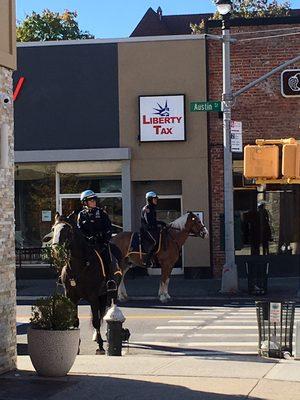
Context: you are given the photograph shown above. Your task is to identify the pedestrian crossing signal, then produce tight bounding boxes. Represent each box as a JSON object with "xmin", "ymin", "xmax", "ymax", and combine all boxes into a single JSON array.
[
  {"xmin": 282, "ymin": 143, "xmax": 300, "ymax": 179},
  {"xmin": 244, "ymin": 145, "xmax": 279, "ymax": 179}
]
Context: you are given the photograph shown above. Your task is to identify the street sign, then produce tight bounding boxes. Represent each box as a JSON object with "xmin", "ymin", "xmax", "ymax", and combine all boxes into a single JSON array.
[
  {"xmin": 231, "ymin": 121, "xmax": 242, "ymax": 153},
  {"xmin": 281, "ymin": 69, "xmax": 300, "ymax": 97},
  {"xmin": 190, "ymin": 101, "xmax": 222, "ymax": 112}
]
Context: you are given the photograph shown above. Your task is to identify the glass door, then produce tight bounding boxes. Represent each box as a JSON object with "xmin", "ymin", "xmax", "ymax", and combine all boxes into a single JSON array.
[{"xmin": 60, "ymin": 195, "xmax": 123, "ymax": 235}]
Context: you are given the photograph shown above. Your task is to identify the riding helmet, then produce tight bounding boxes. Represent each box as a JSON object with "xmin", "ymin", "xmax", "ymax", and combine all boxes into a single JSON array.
[
  {"xmin": 80, "ymin": 189, "xmax": 97, "ymax": 203},
  {"xmin": 146, "ymin": 191, "xmax": 158, "ymax": 202}
]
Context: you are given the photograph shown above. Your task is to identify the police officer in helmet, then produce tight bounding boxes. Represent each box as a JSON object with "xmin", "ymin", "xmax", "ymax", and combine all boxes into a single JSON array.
[
  {"xmin": 77, "ymin": 190, "xmax": 120, "ymax": 290},
  {"xmin": 141, "ymin": 191, "xmax": 166, "ymax": 268}
]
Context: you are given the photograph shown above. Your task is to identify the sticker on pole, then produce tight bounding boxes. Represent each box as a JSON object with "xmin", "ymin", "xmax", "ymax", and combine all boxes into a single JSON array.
[{"xmin": 270, "ymin": 302, "xmax": 281, "ymax": 324}]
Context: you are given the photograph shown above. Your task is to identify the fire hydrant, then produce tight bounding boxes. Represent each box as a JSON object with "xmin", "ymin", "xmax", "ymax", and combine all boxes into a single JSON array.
[{"xmin": 104, "ymin": 302, "xmax": 130, "ymax": 356}]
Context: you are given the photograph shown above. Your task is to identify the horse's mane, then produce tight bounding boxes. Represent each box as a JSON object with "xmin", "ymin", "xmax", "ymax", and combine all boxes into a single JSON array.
[
  {"xmin": 170, "ymin": 213, "xmax": 189, "ymax": 230},
  {"xmin": 53, "ymin": 215, "xmax": 94, "ymax": 257}
]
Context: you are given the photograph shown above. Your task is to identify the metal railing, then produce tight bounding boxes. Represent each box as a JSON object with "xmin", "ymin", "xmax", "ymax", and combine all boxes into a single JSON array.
[{"xmin": 16, "ymin": 247, "xmax": 51, "ymax": 268}]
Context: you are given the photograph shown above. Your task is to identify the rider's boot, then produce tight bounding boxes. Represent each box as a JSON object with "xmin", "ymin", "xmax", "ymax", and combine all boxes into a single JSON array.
[
  {"xmin": 105, "ymin": 262, "xmax": 118, "ymax": 293},
  {"xmin": 144, "ymin": 250, "xmax": 154, "ymax": 268}
]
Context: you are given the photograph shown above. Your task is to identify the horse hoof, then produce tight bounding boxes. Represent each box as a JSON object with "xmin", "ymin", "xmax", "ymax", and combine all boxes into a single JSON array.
[
  {"xmin": 96, "ymin": 348, "xmax": 106, "ymax": 355},
  {"xmin": 159, "ymin": 296, "xmax": 169, "ymax": 303}
]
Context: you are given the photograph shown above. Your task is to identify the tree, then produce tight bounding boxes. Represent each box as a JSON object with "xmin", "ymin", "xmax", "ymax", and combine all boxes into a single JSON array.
[
  {"xmin": 17, "ymin": 9, "xmax": 95, "ymax": 42},
  {"xmin": 191, "ymin": 0, "xmax": 291, "ymax": 33}
]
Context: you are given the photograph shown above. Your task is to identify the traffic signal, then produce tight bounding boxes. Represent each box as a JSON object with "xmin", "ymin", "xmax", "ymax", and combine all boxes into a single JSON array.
[
  {"xmin": 244, "ymin": 145, "xmax": 279, "ymax": 179},
  {"xmin": 282, "ymin": 143, "xmax": 300, "ymax": 178}
]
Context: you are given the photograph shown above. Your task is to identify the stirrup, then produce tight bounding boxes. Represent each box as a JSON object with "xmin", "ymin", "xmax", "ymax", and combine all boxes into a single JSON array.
[
  {"xmin": 106, "ymin": 279, "xmax": 117, "ymax": 292},
  {"xmin": 144, "ymin": 259, "xmax": 154, "ymax": 268}
]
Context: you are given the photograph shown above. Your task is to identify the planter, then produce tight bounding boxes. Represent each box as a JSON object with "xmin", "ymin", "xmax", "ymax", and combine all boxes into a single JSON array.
[{"xmin": 27, "ymin": 327, "xmax": 80, "ymax": 377}]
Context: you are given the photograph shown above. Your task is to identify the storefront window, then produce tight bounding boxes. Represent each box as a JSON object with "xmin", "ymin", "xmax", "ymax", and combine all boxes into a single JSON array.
[
  {"xmin": 15, "ymin": 164, "xmax": 56, "ymax": 247},
  {"xmin": 60, "ymin": 174, "xmax": 121, "ymax": 194},
  {"xmin": 61, "ymin": 197, "xmax": 122, "ymax": 234},
  {"xmin": 233, "ymin": 160, "xmax": 300, "ymax": 257}
]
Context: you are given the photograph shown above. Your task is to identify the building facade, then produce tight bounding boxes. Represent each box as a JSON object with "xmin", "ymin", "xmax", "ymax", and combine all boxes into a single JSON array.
[
  {"xmin": 0, "ymin": 0, "xmax": 16, "ymax": 374},
  {"xmin": 206, "ymin": 16, "xmax": 300, "ymax": 277},
  {"xmin": 14, "ymin": 35, "xmax": 211, "ymax": 278},
  {"xmin": 132, "ymin": 8, "xmax": 300, "ymax": 279}
]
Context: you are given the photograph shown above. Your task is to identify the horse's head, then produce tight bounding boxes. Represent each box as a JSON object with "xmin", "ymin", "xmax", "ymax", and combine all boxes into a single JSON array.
[
  {"xmin": 186, "ymin": 212, "xmax": 209, "ymax": 239},
  {"xmin": 52, "ymin": 212, "xmax": 75, "ymax": 246}
]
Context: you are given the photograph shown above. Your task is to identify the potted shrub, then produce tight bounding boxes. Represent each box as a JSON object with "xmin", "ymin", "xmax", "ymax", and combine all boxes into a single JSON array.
[{"xmin": 27, "ymin": 294, "xmax": 80, "ymax": 377}]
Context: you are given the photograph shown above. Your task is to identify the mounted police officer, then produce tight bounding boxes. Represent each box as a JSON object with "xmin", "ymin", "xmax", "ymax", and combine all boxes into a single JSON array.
[
  {"xmin": 141, "ymin": 191, "xmax": 166, "ymax": 268},
  {"xmin": 77, "ymin": 190, "xmax": 121, "ymax": 291}
]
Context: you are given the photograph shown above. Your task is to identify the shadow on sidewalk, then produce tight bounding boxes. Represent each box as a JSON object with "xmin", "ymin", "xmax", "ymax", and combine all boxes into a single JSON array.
[
  {"xmin": 128, "ymin": 342, "xmax": 274, "ymax": 363},
  {"xmin": 0, "ymin": 372, "xmax": 261, "ymax": 400}
]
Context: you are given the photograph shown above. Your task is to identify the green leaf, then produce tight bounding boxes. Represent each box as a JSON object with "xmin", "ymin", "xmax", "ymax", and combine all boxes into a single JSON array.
[{"xmin": 17, "ymin": 9, "xmax": 95, "ymax": 42}]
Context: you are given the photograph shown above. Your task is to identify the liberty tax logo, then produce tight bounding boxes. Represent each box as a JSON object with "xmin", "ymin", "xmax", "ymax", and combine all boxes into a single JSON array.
[
  {"xmin": 139, "ymin": 95, "xmax": 185, "ymax": 142},
  {"xmin": 153, "ymin": 100, "xmax": 170, "ymax": 117}
]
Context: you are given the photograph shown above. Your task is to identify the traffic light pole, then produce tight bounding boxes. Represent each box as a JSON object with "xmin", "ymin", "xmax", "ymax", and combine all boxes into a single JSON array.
[
  {"xmin": 220, "ymin": 15, "xmax": 238, "ymax": 294},
  {"xmin": 219, "ymin": 24, "xmax": 300, "ymax": 293}
]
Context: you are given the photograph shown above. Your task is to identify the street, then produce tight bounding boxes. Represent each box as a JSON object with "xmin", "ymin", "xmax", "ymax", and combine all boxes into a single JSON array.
[{"xmin": 17, "ymin": 300, "xmax": 300, "ymax": 357}]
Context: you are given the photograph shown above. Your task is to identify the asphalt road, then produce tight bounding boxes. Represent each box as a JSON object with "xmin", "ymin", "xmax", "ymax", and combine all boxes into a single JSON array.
[{"xmin": 16, "ymin": 299, "xmax": 300, "ymax": 357}]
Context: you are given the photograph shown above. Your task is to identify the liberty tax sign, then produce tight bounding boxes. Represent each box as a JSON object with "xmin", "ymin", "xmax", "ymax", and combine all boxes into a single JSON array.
[{"xmin": 139, "ymin": 95, "xmax": 186, "ymax": 142}]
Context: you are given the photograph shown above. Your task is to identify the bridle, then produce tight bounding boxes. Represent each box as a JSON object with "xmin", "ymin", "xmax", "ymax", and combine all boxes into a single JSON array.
[{"xmin": 169, "ymin": 219, "xmax": 207, "ymax": 238}]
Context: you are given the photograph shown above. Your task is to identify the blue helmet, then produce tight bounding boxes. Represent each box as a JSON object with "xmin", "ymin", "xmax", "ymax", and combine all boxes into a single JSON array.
[
  {"xmin": 80, "ymin": 190, "xmax": 97, "ymax": 203},
  {"xmin": 146, "ymin": 191, "xmax": 158, "ymax": 201}
]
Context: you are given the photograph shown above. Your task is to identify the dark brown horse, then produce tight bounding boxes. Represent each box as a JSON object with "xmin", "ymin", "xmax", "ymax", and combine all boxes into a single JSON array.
[
  {"xmin": 51, "ymin": 212, "xmax": 122, "ymax": 354},
  {"xmin": 111, "ymin": 212, "xmax": 208, "ymax": 303}
]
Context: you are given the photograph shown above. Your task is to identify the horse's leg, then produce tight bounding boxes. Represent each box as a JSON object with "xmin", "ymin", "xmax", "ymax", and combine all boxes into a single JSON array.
[
  {"xmin": 158, "ymin": 263, "xmax": 173, "ymax": 303},
  {"xmin": 91, "ymin": 301, "xmax": 105, "ymax": 355},
  {"xmin": 118, "ymin": 262, "xmax": 130, "ymax": 302},
  {"xmin": 65, "ymin": 288, "xmax": 81, "ymax": 353}
]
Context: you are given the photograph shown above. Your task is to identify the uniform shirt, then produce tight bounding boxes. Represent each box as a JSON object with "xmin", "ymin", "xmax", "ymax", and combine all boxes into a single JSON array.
[
  {"xmin": 78, "ymin": 206, "xmax": 112, "ymax": 243},
  {"xmin": 141, "ymin": 203, "xmax": 158, "ymax": 231}
]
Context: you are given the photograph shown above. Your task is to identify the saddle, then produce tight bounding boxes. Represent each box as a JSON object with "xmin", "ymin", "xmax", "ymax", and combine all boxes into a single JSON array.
[{"xmin": 128, "ymin": 231, "xmax": 162, "ymax": 255}]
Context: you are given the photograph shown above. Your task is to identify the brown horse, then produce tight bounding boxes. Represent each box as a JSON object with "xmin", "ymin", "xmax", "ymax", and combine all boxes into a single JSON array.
[
  {"xmin": 111, "ymin": 212, "xmax": 209, "ymax": 303},
  {"xmin": 51, "ymin": 212, "xmax": 122, "ymax": 354}
]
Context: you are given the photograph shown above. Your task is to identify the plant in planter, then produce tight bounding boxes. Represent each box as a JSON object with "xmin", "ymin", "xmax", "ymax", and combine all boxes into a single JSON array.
[{"xmin": 28, "ymin": 294, "xmax": 80, "ymax": 377}]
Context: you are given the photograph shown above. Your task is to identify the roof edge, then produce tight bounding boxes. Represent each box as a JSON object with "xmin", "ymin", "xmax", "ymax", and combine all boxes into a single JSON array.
[
  {"xmin": 17, "ymin": 34, "xmax": 206, "ymax": 48},
  {"xmin": 206, "ymin": 14, "xmax": 300, "ymax": 28}
]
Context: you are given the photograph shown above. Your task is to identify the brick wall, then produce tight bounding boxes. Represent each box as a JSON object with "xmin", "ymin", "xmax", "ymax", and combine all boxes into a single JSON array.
[
  {"xmin": 0, "ymin": 66, "xmax": 16, "ymax": 373},
  {"xmin": 207, "ymin": 22, "xmax": 300, "ymax": 277}
]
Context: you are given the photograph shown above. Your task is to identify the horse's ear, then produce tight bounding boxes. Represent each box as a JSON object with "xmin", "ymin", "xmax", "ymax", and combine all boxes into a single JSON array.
[
  {"xmin": 67, "ymin": 210, "xmax": 79, "ymax": 224},
  {"xmin": 55, "ymin": 212, "xmax": 60, "ymax": 221}
]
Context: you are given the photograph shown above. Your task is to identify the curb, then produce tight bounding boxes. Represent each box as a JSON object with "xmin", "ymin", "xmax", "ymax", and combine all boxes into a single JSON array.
[{"xmin": 17, "ymin": 295, "xmax": 300, "ymax": 302}]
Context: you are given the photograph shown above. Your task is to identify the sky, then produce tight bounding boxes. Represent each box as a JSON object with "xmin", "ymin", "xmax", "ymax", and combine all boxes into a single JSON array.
[{"xmin": 16, "ymin": 0, "xmax": 300, "ymax": 39}]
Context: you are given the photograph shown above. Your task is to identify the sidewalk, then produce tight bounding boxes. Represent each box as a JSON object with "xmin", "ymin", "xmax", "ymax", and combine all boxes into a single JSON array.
[
  {"xmin": 1, "ymin": 354, "xmax": 300, "ymax": 399},
  {"xmin": 17, "ymin": 275, "xmax": 300, "ymax": 301}
]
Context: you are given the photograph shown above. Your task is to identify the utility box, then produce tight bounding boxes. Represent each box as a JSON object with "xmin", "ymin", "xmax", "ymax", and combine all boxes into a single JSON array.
[
  {"xmin": 282, "ymin": 144, "xmax": 300, "ymax": 178},
  {"xmin": 244, "ymin": 145, "xmax": 279, "ymax": 179}
]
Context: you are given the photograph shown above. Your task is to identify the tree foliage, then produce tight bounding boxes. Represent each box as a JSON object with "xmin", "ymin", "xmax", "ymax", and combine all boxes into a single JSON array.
[
  {"xmin": 17, "ymin": 9, "xmax": 95, "ymax": 42},
  {"xmin": 191, "ymin": 0, "xmax": 291, "ymax": 34}
]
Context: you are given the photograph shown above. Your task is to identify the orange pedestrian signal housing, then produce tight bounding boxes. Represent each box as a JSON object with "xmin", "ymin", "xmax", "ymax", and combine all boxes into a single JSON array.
[
  {"xmin": 244, "ymin": 145, "xmax": 279, "ymax": 179},
  {"xmin": 282, "ymin": 143, "xmax": 300, "ymax": 179}
]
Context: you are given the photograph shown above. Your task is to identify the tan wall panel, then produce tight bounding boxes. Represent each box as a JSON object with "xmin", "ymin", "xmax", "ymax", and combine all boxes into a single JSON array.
[
  {"xmin": 0, "ymin": 1, "xmax": 16, "ymax": 69},
  {"xmin": 118, "ymin": 39, "xmax": 210, "ymax": 268}
]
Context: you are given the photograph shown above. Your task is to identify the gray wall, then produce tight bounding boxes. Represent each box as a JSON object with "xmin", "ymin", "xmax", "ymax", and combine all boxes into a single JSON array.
[{"xmin": 14, "ymin": 43, "xmax": 119, "ymax": 151}]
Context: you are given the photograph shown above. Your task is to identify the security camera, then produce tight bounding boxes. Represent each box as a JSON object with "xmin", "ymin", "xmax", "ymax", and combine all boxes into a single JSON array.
[{"xmin": 2, "ymin": 95, "xmax": 11, "ymax": 105}]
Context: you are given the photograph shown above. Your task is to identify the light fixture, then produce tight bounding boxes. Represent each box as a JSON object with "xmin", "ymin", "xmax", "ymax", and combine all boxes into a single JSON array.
[{"xmin": 215, "ymin": 0, "xmax": 232, "ymax": 16}]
